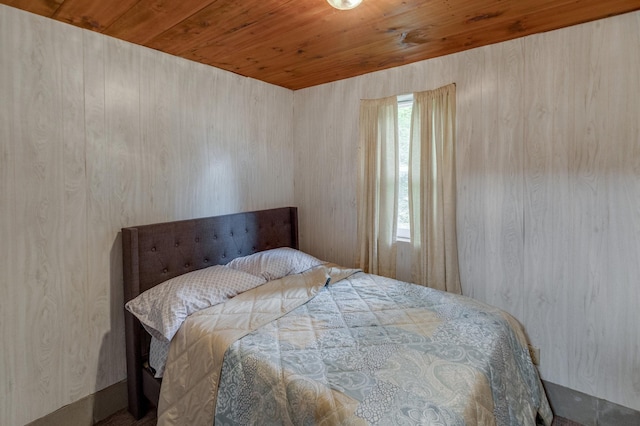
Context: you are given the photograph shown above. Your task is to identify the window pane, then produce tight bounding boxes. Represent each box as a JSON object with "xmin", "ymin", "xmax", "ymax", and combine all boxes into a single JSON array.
[{"xmin": 397, "ymin": 96, "xmax": 412, "ymax": 238}]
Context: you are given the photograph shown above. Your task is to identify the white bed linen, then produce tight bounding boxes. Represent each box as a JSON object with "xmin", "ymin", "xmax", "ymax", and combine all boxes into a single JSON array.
[{"xmin": 157, "ymin": 265, "xmax": 355, "ymax": 425}]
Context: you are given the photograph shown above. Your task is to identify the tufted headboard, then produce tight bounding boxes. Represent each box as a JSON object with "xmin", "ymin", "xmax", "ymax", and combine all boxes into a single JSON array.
[{"xmin": 121, "ymin": 207, "xmax": 298, "ymax": 418}]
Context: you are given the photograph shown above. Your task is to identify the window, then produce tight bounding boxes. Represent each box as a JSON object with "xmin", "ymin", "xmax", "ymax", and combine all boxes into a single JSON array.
[
  {"xmin": 358, "ymin": 84, "xmax": 460, "ymax": 292},
  {"xmin": 397, "ymin": 94, "xmax": 413, "ymax": 240}
]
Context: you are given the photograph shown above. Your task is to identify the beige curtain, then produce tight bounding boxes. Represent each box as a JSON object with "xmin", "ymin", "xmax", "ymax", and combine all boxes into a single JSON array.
[
  {"xmin": 408, "ymin": 84, "xmax": 461, "ymax": 293},
  {"xmin": 357, "ymin": 96, "xmax": 398, "ymax": 278}
]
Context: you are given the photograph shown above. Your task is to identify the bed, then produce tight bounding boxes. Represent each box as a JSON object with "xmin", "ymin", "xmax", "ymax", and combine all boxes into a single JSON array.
[{"xmin": 122, "ymin": 207, "xmax": 552, "ymax": 425}]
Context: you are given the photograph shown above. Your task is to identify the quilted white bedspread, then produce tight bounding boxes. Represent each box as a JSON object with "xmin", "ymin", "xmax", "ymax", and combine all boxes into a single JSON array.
[
  {"xmin": 157, "ymin": 266, "xmax": 552, "ymax": 426},
  {"xmin": 157, "ymin": 265, "xmax": 356, "ymax": 425}
]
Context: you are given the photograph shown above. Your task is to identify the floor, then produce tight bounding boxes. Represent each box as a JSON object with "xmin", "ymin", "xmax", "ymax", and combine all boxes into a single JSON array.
[
  {"xmin": 96, "ymin": 408, "xmax": 584, "ymax": 425},
  {"xmin": 95, "ymin": 409, "xmax": 156, "ymax": 426}
]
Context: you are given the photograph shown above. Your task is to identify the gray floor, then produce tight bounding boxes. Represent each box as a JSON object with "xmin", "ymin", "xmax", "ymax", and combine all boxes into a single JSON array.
[{"xmin": 96, "ymin": 408, "xmax": 583, "ymax": 426}]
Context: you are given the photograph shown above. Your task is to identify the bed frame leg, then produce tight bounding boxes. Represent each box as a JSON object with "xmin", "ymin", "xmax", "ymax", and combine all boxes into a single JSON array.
[{"xmin": 125, "ymin": 310, "xmax": 147, "ymax": 419}]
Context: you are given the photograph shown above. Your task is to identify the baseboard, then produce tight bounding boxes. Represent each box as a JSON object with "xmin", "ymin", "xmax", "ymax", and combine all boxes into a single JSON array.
[
  {"xmin": 543, "ymin": 381, "xmax": 640, "ymax": 426},
  {"xmin": 26, "ymin": 380, "xmax": 128, "ymax": 426}
]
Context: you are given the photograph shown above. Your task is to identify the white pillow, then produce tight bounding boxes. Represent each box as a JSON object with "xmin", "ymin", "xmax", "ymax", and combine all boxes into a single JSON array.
[
  {"xmin": 125, "ymin": 265, "xmax": 266, "ymax": 342},
  {"xmin": 226, "ymin": 247, "xmax": 325, "ymax": 281}
]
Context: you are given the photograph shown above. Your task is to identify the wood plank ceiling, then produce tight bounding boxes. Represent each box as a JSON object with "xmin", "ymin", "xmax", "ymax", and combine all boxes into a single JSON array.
[{"xmin": 3, "ymin": 0, "xmax": 640, "ymax": 90}]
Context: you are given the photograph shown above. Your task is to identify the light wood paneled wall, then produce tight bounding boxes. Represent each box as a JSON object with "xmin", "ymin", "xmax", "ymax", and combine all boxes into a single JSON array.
[
  {"xmin": 0, "ymin": 5, "xmax": 294, "ymax": 425},
  {"xmin": 2, "ymin": 4, "xmax": 638, "ymax": 423},
  {"xmin": 293, "ymin": 11, "xmax": 640, "ymax": 412}
]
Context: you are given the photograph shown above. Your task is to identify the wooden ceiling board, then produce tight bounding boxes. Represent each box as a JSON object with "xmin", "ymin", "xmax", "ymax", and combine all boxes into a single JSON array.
[
  {"xmin": 146, "ymin": 0, "xmax": 299, "ymax": 56},
  {"xmin": 273, "ymin": 0, "xmax": 640, "ymax": 88},
  {"xmin": 4, "ymin": 0, "xmax": 62, "ymax": 17},
  {"xmin": 2, "ymin": 0, "xmax": 639, "ymax": 89},
  {"xmin": 181, "ymin": 5, "xmax": 350, "ymax": 65},
  {"xmin": 178, "ymin": 0, "xmax": 464, "ymax": 75},
  {"xmin": 192, "ymin": 2, "xmax": 330, "ymax": 54},
  {"xmin": 182, "ymin": 0, "xmax": 554, "ymax": 85},
  {"xmin": 249, "ymin": 0, "xmax": 640, "ymax": 89},
  {"xmin": 51, "ymin": 0, "xmax": 138, "ymax": 31},
  {"xmin": 103, "ymin": 0, "xmax": 216, "ymax": 44},
  {"xmin": 183, "ymin": 7, "xmax": 336, "ymax": 66},
  {"xmin": 209, "ymin": 4, "xmax": 479, "ymax": 69}
]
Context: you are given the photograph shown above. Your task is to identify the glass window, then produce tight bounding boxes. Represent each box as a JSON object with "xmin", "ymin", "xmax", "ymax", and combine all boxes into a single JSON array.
[{"xmin": 397, "ymin": 94, "xmax": 413, "ymax": 240}]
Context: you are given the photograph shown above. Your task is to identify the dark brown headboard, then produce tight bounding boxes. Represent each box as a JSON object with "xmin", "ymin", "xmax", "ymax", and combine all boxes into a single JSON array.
[{"xmin": 122, "ymin": 207, "xmax": 298, "ymax": 418}]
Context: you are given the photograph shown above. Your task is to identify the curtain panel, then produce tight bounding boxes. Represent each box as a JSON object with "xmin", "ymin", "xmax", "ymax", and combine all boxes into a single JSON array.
[
  {"xmin": 409, "ymin": 83, "xmax": 461, "ymax": 294},
  {"xmin": 357, "ymin": 96, "xmax": 399, "ymax": 278}
]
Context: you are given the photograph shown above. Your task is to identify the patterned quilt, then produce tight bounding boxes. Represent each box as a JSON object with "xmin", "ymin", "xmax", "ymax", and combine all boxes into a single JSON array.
[{"xmin": 159, "ymin": 267, "xmax": 552, "ymax": 425}]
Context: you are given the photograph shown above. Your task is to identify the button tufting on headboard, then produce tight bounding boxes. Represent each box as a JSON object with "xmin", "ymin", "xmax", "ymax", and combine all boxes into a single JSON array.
[
  {"xmin": 121, "ymin": 207, "xmax": 299, "ymax": 418},
  {"xmin": 123, "ymin": 207, "xmax": 298, "ymax": 295}
]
